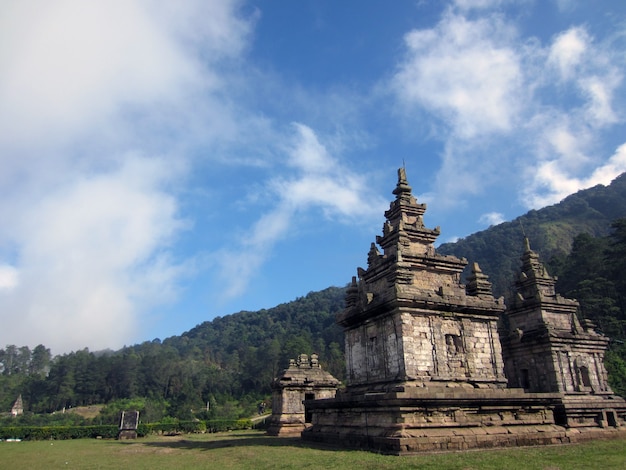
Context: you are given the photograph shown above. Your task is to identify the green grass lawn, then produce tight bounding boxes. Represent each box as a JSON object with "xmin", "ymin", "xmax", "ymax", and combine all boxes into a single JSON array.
[{"xmin": 1, "ymin": 430, "xmax": 625, "ymax": 470}]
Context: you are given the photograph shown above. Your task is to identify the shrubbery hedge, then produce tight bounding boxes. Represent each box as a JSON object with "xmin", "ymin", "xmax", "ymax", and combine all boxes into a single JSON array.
[
  {"xmin": 205, "ymin": 418, "xmax": 252, "ymax": 433},
  {"xmin": 0, "ymin": 425, "xmax": 118, "ymax": 440},
  {"xmin": 0, "ymin": 418, "xmax": 252, "ymax": 441}
]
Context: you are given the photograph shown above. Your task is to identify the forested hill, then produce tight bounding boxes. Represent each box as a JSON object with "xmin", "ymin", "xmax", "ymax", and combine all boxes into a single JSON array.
[
  {"xmin": 438, "ymin": 172, "xmax": 626, "ymax": 298},
  {"xmin": 169, "ymin": 285, "xmax": 346, "ymax": 382},
  {"xmin": 0, "ymin": 287, "xmax": 347, "ymax": 420},
  {"xmin": 4, "ymin": 173, "xmax": 626, "ymax": 420}
]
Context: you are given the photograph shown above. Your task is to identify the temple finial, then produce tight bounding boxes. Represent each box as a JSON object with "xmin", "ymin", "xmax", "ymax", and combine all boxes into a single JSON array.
[{"xmin": 393, "ymin": 167, "xmax": 412, "ymax": 200}]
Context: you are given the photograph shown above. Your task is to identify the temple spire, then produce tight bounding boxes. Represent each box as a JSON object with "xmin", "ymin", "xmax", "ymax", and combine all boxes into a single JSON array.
[
  {"xmin": 392, "ymin": 167, "xmax": 413, "ymax": 202},
  {"xmin": 520, "ymin": 237, "xmax": 550, "ymax": 282},
  {"xmin": 375, "ymin": 168, "xmax": 440, "ymax": 258},
  {"xmin": 466, "ymin": 262, "xmax": 494, "ymax": 297},
  {"xmin": 514, "ymin": 236, "xmax": 559, "ymax": 304}
]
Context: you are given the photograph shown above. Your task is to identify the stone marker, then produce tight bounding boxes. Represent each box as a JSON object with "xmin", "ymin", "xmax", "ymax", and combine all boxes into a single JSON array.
[{"xmin": 118, "ymin": 410, "xmax": 139, "ymax": 440}]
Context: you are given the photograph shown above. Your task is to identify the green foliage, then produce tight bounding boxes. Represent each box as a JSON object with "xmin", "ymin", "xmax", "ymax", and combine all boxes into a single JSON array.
[
  {"xmin": 0, "ymin": 418, "xmax": 252, "ymax": 441},
  {"xmin": 0, "ymin": 418, "xmax": 251, "ymax": 441},
  {"xmin": 204, "ymin": 418, "xmax": 252, "ymax": 433},
  {"xmin": 605, "ymin": 347, "xmax": 626, "ymax": 398},
  {"xmin": 0, "ymin": 344, "xmax": 51, "ymax": 414},
  {"xmin": 0, "ymin": 424, "xmax": 118, "ymax": 440},
  {"xmin": 549, "ymin": 219, "xmax": 626, "ymax": 396},
  {"xmin": 137, "ymin": 420, "xmax": 209, "ymax": 436},
  {"xmin": 137, "ymin": 419, "xmax": 249, "ymax": 436},
  {"xmin": 552, "ymin": 220, "xmax": 626, "ymax": 340},
  {"xmin": 438, "ymin": 174, "xmax": 626, "ymax": 298},
  {"xmin": 96, "ymin": 397, "xmax": 167, "ymax": 425},
  {"xmin": 1, "ymin": 287, "xmax": 345, "ymax": 421},
  {"xmin": 0, "ymin": 411, "xmax": 88, "ymax": 428}
]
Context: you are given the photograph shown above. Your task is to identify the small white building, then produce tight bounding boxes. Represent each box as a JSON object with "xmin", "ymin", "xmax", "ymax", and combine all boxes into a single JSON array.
[{"xmin": 11, "ymin": 395, "xmax": 23, "ymax": 417}]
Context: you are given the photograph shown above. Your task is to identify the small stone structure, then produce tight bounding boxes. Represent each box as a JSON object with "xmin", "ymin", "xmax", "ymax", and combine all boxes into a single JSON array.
[
  {"xmin": 266, "ymin": 354, "xmax": 339, "ymax": 436},
  {"xmin": 502, "ymin": 238, "xmax": 626, "ymax": 428},
  {"xmin": 118, "ymin": 410, "xmax": 140, "ymax": 440},
  {"xmin": 11, "ymin": 395, "xmax": 23, "ymax": 417},
  {"xmin": 301, "ymin": 168, "xmax": 626, "ymax": 454}
]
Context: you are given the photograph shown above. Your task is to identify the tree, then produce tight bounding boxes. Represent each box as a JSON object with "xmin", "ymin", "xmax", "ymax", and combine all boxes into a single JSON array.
[
  {"xmin": 3, "ymin": 345, "xmax": 18, "ymax": 375},
  {"xmin": 30, "ymin": 344, "xmax": 51, "ymax": 376},
  {"xmin": 606, "ymin": 219, "xmax": 626, "ymax": 307}
]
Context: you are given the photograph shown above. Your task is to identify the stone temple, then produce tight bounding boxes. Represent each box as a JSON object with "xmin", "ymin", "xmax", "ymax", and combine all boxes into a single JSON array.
[
  {"xmin": 502, "ymin": 238, "xmax": 624, "ymax": 428},
  {"xmin": 266, "ymin": 353, "xmax": 339, "ymax": 436},
  {"xmin": 301, "ymin": 168, "xmax": 626, "ymax": 454}
]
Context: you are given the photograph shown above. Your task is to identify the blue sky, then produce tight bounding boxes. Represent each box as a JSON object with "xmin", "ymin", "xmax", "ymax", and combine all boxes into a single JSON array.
[{"xmin": 1, "ymin": 0, "xmax": 626, "ymax": 353}]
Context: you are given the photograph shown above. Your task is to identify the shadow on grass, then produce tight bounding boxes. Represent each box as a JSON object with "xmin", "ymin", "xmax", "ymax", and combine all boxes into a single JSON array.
[{"xmin": 133, "ymin": 433, "xmax": 338, "ymax": 452}]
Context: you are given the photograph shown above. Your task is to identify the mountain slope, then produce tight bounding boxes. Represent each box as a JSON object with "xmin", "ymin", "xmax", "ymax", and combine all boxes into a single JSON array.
[{"xmin": 438, "ymin": 173, "xmax": 626, "ymax": 297}]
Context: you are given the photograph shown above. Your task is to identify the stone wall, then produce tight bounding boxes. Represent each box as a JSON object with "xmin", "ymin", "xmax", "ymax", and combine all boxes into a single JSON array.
[
  {"xmin": 403, "ymin": 313, "xmax": 505, "ymax": 385},
  {"xmin": 345, "ymin": 314, "xmax": 404, "ymax": 385},
  {"xmin": 345, "ymin": 311, "xmax": 507, "ymax": 388}
]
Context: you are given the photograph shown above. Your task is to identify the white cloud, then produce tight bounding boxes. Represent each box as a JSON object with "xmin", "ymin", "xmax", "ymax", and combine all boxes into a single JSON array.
[
  {"xmin": 581, "ymin": 74, "xmax": 620, "ymax": 125},
  {"xmin": 0, "ymin": 265, "xmax": 19, "ymax": 290},
  {"xmin": 0, "ymin": 1, "xmax": 252, "ymax": 182},
  {"xmin": 554, "ymin": 0, "xmax": 578, "ymax": 12},
  {"xmin": 1, "ymin": 156, "xmax": 188, "ymax": 353},
  {"xmin": 548, "ymin": 27, "xmax": 589, "ymax": 80},
  {"xmin": 0, "ymin": 0, "xmax": 253, "ymax": 352},
  {"xmin": 521, "ymin": 25, "xmax": 624, "ymax": 207},
  {"xmin": 589, "ymin": 144, "xmax": 626, "ymax": 185},
  {"xmin": 392, "ymin": 8, "xmax": 625, "ymax": 215},
  {"xmin": 1, "ymin": 2, "xmax": 191, "ymax": 149},
  {"xmin": 453, "ymin": 0, "xmax": 520, "ymax": 11},
  {"xmin": 540, "ymin": 122, "xmax": 590, "ymax": 169},
  {"xmin": 479, "ymin": 212, "xmax": 505, "ymax": 226},
  {"xmin": 393, "ymin": 11, "xmax": 523, "ymax": 139},
  {"xmin": 547, "ymin": 27, "xmax": 620, "ymax": 126},
  {"xmin": 523, "ymin": 143, "xmax": 626, "ymax": 208},
  {"xmin": 287, "ymin": 123, "xmax": 338, "ymax": 173},
  {"xmin": 213, "ymin": 123, "xmax": 386, "ymax": 301}
]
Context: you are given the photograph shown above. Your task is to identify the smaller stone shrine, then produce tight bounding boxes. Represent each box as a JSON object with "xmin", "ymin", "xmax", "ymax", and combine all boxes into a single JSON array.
[
  {"xmin": 266, "ymin": 354, "xmax": 340, "ymax": 436},
  {"xmin": 501, "ymin": 238, "xmax": 626, "ymax": 429},
  {"xmin": 118, "ymin": 410, "xmax": 140, "ymax": 440}
]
